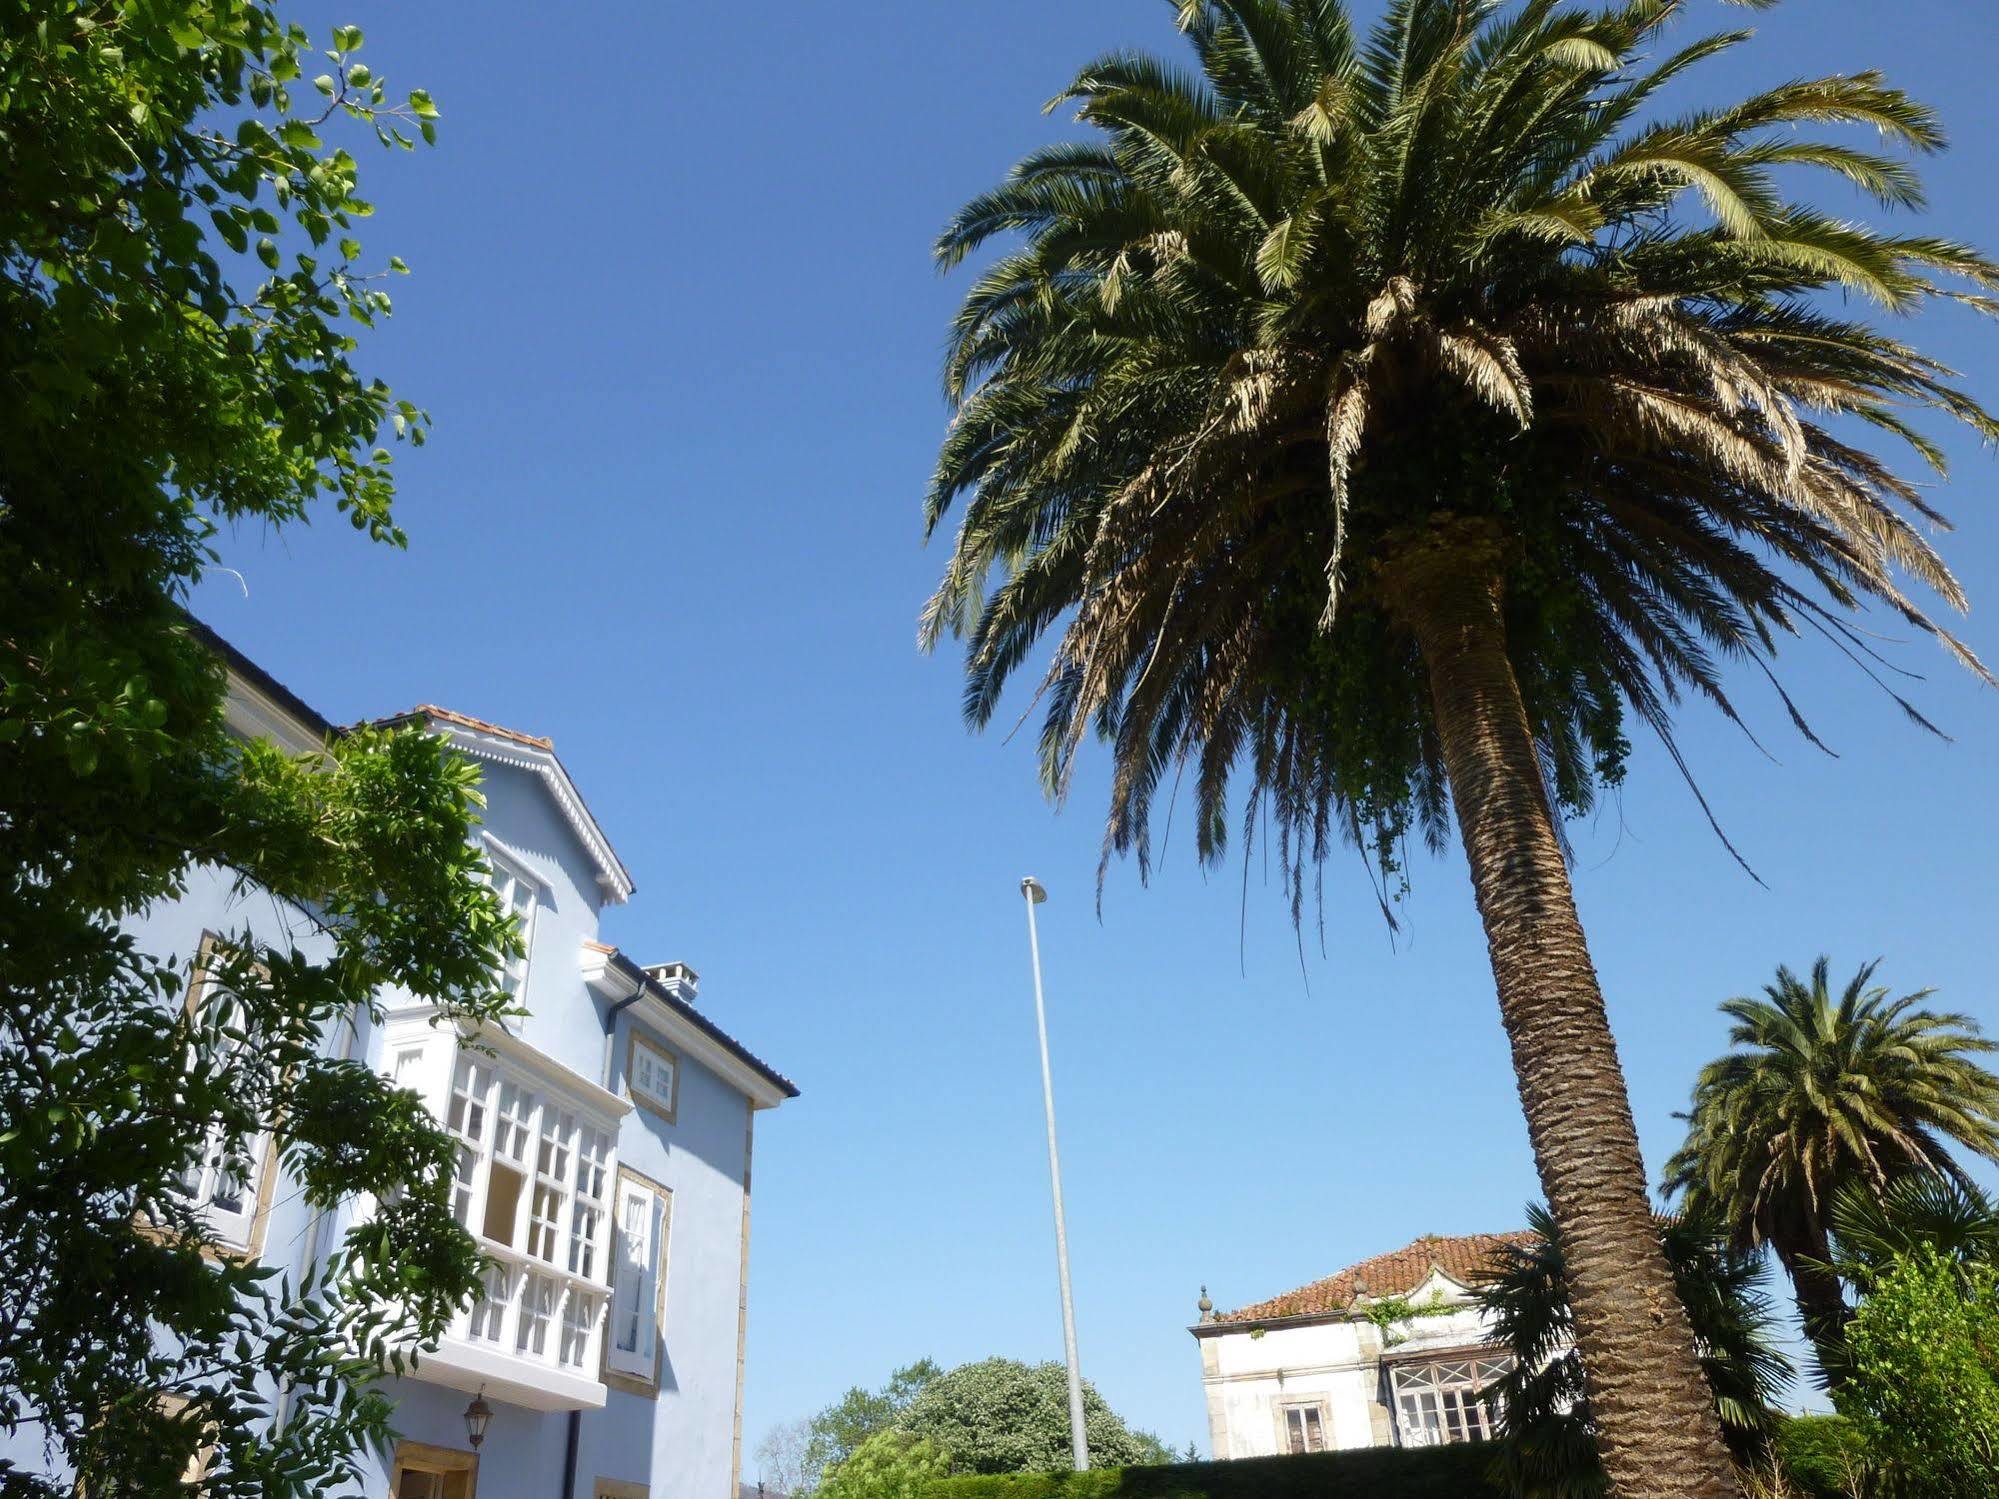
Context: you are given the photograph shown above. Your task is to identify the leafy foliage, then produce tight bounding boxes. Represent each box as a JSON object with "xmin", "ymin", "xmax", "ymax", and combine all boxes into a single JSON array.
[
  {"xmin": 820, "ymin": 1434, "xmax": 954, "ymax": 1499},
  {"xmin": 1663, "ymin": 958, "xmax": 1999, "ymax": 1367},
  {"xmin": 0, "ymin": 3, "xmax": 497, "ymax": 1494},
  {"xmin": 1479, "ymin": 1203, "xmax": 1792, "ymax": 1497},
  {"xmin": 1840, "ymin": 1249, "xmax": 1999, "ymax": 1496},
  {"xmin": 921, "ymin": 0, "xmax": 1996, "ymax": 917},
  {"xmin": 800, "ymin": 1360, "xmax": 946, "ymax": 1489},
  {"xmin": 894, "ymin": 1360, "xmax": 1173, "ymax": 1476}
]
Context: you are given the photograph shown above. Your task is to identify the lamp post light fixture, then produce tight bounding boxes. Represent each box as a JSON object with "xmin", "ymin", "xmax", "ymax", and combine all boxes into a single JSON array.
[
  {"xmin": 1019, "ymin": 876, "xmax": 1090, "ymax": 1473},
  {"xmin": 463, "ymin": 1387, "xmax": 492, "ymax": 1450}
]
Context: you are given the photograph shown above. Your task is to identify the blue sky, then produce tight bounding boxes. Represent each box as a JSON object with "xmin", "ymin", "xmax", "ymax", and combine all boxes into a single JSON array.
[{"xmin": 203, "ymin": 0, "xmax": 1999, "ymax": 1459}]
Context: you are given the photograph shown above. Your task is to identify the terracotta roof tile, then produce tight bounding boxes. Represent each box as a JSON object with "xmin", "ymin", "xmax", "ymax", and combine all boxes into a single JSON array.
[
  {"xmin": 1213, "ymin": 1231, "xmax": 1532, "ymax": 1325},
  {"xmin": 387, "ymin": 705, "xmax": 554, "ymax": 751}
]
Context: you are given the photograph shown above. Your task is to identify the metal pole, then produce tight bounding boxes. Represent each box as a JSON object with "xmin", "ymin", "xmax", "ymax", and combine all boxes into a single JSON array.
[{"xmin": 1021, "ymin": 876, "xmax": 1089, "ymax": 1472}]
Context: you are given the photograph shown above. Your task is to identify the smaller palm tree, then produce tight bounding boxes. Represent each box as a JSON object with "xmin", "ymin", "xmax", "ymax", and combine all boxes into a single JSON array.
[
  {"xmin": 1481, "ymin": 1204, "xmax": 1790, "ymax": 1499},
  {"xmin": 1827, "ymin": 1172, "xmax": 1999, "ymax": 1287},
  {"xmin": 1664, "ymin": 958, "xmax": 1999, "ymax": 1373}
]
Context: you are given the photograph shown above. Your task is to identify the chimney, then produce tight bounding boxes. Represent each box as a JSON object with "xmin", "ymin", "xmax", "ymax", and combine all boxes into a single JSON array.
[{"xmin": 643, "ymin": 961, "xmax": 699, "ymax": 1003}]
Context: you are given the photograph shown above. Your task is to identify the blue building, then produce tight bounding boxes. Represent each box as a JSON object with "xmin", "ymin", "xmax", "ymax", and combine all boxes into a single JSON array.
[{"xmin": 144, "ymin": 628, "xmax": 797, "ymax": 1499}]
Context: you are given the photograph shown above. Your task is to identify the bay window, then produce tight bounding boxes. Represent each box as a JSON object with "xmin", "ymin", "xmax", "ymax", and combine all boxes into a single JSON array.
[
  {"xmin": 378, "ymin": 1009, "xmax": 630, "ymax": 1406},
  {"xmin": 1388, "ymin": 1355, "xmax": 1511, "ymax": 1446}
]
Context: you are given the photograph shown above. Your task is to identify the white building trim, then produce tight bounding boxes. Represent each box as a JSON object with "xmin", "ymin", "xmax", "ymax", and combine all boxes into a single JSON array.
[{"xmin": 433, "ymin": 723, "xmax": 636, "ymax": 905}]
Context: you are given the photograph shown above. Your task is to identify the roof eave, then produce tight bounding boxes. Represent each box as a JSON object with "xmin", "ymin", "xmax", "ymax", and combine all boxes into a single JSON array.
[{"xmin": 582, "ymin": 945, "xmax": 798, "ymax": 1106}]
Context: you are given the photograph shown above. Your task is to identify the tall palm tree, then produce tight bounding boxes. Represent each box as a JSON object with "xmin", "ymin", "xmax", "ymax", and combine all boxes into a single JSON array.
[
  {"xmin": 919, "ymin": 2, "xmax": 1996, "ymax": 1492},
  {"xmin": 1664, "ymin": 959, "xmax": 1999, "ymax": 1372}
]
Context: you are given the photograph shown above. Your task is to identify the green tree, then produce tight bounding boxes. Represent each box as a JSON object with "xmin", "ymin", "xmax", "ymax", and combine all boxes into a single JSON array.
[
  {"xmin": 1664, "ymin": 959, "xmax": 1999, "ymax": 1372},
  {"xmin": 818, "ymin": 1433, "xmax": 953, "ymax": 1499},
  {"xmin": 893, "ymin": 1359, "xmax": 1171, "ymax": 1475},
  {"xmin": 0, "ymin": 3, "xmax": 495, "ymax": 1495},
  {"xmin": 1480, "ymin": 1205, "xmax": 1793, "ymax": 1498},
  {"xmin": 803, "ymin": 1360, "xmax": 946, "ymax": 1487},
  {"xmin": 920, "ymin": 1, "xmax": 1995, "ymax": 1492},
  {"xmin": 1841, "ymin": 1248, "xmax": 1999, "ymax": 1496}
]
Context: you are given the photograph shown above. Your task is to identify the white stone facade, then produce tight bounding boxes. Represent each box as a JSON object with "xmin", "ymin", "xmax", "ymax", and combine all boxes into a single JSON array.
[{"xmin": 1193, "ymin": 1238, "xmax": 1533, "ymax": 1458}]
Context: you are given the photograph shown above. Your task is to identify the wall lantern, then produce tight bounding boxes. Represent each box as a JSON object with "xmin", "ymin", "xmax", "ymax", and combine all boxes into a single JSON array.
[{"xmin": 464, "ymin": 1388, "xmax": 492, "ymax": 1450}]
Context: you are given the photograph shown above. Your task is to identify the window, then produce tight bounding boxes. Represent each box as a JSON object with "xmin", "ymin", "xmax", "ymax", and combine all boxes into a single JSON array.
[
  {"xmin": 176, "ymin": 941, "xmax": 278, "ymax": 1254},
  {"xmin": 605, "ymin": 1169, "xmax": 669, "ymax": 1383},
  {"xmin": 625, "ymin": 1032, "xmax": 678, "ymax": 1122},
  {"xmin": 1280, "ymin": 1401, "xmax": 1328, "ymax": 1454},
  {"xmin": 390, "ymin": 1440, "xmax": 478, "ymax": 1499},
  {"xmin": 484, "ymin": 846, "xmax": 541, "ymax": 1002},
  {"xmin": 1388, "ymin": 1357, "xmax": 1511, "ymax": 1447},
  {"xmin": 434, "ymin": 1046, "xmax": 616, "ymax": 1377},
  {"xmin": 466, "ymin": 1262, "xmax": 512, "ymax": 1345}
]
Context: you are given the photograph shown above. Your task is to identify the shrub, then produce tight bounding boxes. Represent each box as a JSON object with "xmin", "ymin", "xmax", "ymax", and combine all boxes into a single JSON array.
[
  {"xmin": 924, "ymin": 1445, "xmax": 1507, "ymax": 1499},
  {"xmin": 822, "ymin": 1433, "xmax": 954, "ymax": 1499},
  {"xmin": 896, "ymin": 1360, "xmax": 1170, "ymax": 1474},
  {"xmin": 1774, "ymin": 1416, "xmax": 1871, "ymax": 1499},
  {"xmin": 1842, "ymin": 1248, "xmax": 1999, "ymax": 1496}
]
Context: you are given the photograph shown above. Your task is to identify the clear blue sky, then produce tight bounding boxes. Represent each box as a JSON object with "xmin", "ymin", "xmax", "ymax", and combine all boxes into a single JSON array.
[{"xmin": 201, "ymin": 0, "xmax": 1999, "ymax": 1460}]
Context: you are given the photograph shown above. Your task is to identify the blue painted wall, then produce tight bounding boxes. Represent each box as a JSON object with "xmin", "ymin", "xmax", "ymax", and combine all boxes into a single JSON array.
[{"xmin": 3, "ymin": 726, "xmax": 768, "ymax": 1499}]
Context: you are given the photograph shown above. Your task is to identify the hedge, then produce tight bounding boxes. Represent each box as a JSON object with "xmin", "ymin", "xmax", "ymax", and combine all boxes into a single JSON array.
[{"xmin": 924, "ymin": 1445, "xmax": 1508, "ymax": 1499}]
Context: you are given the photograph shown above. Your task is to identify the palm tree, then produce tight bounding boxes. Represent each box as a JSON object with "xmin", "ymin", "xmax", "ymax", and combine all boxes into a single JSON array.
[
  {"xmin": 1480, "ymin": 1203, "xmax": 1792, "ymax": 1498},
  {"xmin": 1664, "ymin": 959, "xmax": 1999, "ymax": 1371},
  {"xmin": 920, "ymin": 1, "xmax": 1997, "ymax": 1492},
  {"xmin": 1827, "ymin": 1171, "xmax": 1999, "ymax": 1284}
]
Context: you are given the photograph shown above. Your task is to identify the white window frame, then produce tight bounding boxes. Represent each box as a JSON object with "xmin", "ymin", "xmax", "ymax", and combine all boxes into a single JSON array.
[
  {"xmin": 176, "ymin": 936, "xmax": 279, "ymax": 1254},
  {"xmin": 484, "ymin": 842, "xmax": 542, "ymax": 1005},
  {"xmin": 1388, "ymin": 1355, "xmax": 1511, "ymax": 1447},
  {"xmin": 604, "ymin": 1167, "xmax": 670, "ymax": 1384},
  {"xmin": 1277, "ymin": 1398, "xmax": 1330, "ymax": 1455},
  {"xmin": 624, "ymin": 1030, "xmax": 679, "ymax": 1123}
]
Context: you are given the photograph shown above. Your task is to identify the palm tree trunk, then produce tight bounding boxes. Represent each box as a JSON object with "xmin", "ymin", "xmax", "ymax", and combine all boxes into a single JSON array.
[
  {"xmin": 1385, "ymin": 528, "xmax": 1742, "ymax": 1499},
  {"xmin": 1780, "ymin": 1235, "xmax": 1851, "ymax": 1385}
]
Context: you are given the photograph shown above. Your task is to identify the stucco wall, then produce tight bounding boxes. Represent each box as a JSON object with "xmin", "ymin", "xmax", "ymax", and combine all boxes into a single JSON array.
[{"xmin": 1199, "ymin": 1272, "xmax": 1499, "ymax": 1457}]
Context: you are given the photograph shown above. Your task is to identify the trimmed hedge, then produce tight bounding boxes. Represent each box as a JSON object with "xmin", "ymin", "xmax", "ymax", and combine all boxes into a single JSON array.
[{"xmin": 924, "ymin": 1445, "xmax": 1507, "ymax": 1499}]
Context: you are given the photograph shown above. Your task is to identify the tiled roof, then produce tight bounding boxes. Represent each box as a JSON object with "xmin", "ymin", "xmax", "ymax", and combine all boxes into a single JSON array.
[
  {"xmin": 376, "ymin": 704, "xmax": 555, "ymax": 751},
  {"xmin": 1212, "ymin": 1231, "xmax": 1532, "ymax": 1326}
]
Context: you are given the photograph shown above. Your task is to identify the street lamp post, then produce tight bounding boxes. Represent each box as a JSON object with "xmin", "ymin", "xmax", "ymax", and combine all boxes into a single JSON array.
[{"xmin": 1020, "ymin": 876, "xmax": 1089, "ymax": 1473}]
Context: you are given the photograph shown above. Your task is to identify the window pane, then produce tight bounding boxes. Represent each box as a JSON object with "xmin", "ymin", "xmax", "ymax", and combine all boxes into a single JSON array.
[
  {"xmin": 467, "ymin": 1263, "xmax": 511, "ymax": 1343},
  {"xmin": 483, "ymin": 1161, "xmax": 525, "ymax": 1246}
]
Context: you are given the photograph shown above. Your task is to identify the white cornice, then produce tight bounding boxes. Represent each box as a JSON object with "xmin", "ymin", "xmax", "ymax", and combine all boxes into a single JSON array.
[{"xmin": 434, "ymin": 724, "xmax": 635, "ymax": 905}]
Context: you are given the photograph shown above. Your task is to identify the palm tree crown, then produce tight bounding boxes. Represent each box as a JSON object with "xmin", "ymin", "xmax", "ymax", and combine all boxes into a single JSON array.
[
  {"xmin": 922, "ymin": 0, "xmax": 1995, "ymax": 906},
  {"xmin": 1664, "ymin": 958, "xmax": 1999, "ymax": 1362}
]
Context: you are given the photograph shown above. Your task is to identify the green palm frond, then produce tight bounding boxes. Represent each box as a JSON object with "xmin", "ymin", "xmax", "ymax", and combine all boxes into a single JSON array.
[
  {"xmin": 924, "ymin": 0, "xmax": 1997, "ymax": 916},
  {"xmin": 1481, "ymin": 1203, "xmax": 1793, "ymax": 1496}
]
